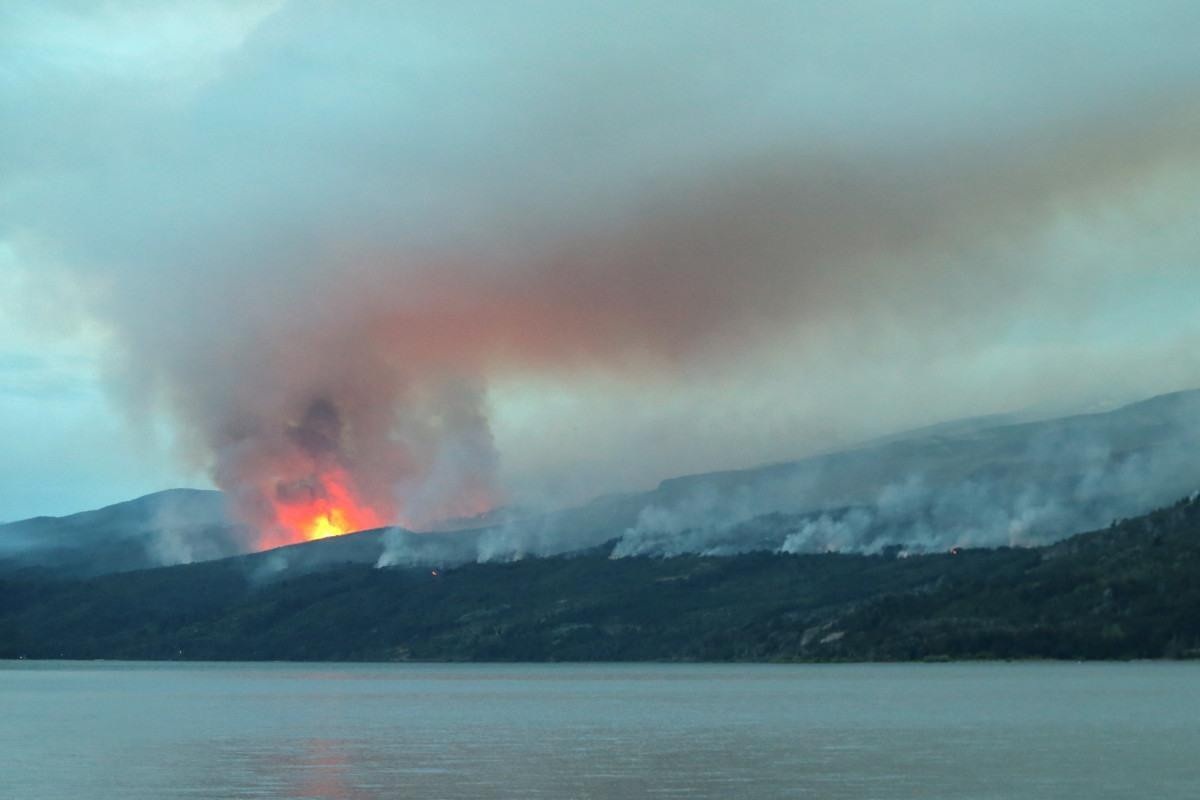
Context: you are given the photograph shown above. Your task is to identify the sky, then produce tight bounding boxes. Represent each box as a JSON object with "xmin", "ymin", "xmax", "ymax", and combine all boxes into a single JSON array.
[{"xmin": 2, "ymin": 1, "xmax": 1199, "ymax": 525}]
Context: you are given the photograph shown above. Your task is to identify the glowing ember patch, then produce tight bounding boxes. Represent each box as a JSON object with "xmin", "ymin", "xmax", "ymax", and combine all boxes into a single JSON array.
[
  {"xmin": 285, "ymin": 500, "xmax": 384, "ymax": 542},
  {"xmin": 272, "ymin": 467, "xmax": 387, "ymax": 543},
  {"xmin": 308, "ymin": 511, "xmax": 351, "ymax": 540}
]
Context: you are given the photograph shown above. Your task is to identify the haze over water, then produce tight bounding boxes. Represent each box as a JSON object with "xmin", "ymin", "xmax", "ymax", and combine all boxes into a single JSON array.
[{"xmin": 4, "ymin": 661, "xmax": 1198, "ymax": 799}]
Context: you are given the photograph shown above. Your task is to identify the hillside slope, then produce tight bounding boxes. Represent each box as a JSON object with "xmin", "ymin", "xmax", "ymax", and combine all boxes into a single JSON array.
[
  {"xmin": 0, "ymin": 489, "xmax": 241, "ymax": 576},
  {"xmin": 3, "ymin": 494, "xmax": 1199, "ymax": 662},
  {"xmin": 5, "ymin": 388, "xmax": 1200, "ymax": 576}
]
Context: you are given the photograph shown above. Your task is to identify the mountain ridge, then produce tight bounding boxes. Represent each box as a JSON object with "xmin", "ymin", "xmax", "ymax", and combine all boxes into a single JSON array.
[
  {"xmin": 3, "ymin": 492, "xmax": 1199, "ymax": 662},
  {"xmin": 4, "ymin": 387, "xmax": 1200, "ymax": 576}
]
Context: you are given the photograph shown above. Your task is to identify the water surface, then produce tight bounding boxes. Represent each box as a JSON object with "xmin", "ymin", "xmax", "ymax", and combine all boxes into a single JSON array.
[{"xmin": 3, "ymin": 661, "xmax": 1198, "ymax": 799}]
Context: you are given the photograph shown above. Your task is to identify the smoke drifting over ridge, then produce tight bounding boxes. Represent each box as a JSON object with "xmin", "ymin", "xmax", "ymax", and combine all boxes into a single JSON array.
[
  {"xmin": 4, "ymin": 3, "xmax": 1200, "ymax": 541},
  {"xmin": 369, "ymin": 390, "xmax": 1200, "ymax": 567}
]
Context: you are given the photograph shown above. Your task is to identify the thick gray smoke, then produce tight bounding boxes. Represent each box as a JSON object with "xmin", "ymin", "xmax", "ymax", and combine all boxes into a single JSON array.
[
  {"xmin": 614, "ymin": 394, "xmax": 1200, "ymax": 556},
  {"xmin": 613, "ymin": 448, "xmax": 1194, "ymax": 559},
  {"xmin": 375, "ymin": 391, "xmax": 1200, "ymax": 565},
  {"xmin": 4, "ymin": 3, "xmax": 1200, "ymax": 543}
]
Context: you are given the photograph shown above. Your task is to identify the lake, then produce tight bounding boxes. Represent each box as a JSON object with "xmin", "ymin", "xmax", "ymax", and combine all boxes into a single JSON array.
[{"xmin": 3, "ymin": 661, "xmax": 1198, "ymax": 798}]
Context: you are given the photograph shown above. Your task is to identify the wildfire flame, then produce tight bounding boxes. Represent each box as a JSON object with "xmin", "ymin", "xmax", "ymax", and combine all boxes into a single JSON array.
[
  {"xmin": 273, "ymin": 466, "xmax": 387, "ymax": 542},
  {"xmin": 229, "ymin": 398, "xmax": 499, "ymax": 551}
]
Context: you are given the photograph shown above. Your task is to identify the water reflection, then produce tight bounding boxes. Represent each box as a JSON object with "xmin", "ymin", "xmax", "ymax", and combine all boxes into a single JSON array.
[
  {"xmin": 281, "ymin": 739, "xmax": 353, "ymax": 800},
  {"xmin": 5, "ymin": 662, "xmax": 1200, "ymax": 799}
]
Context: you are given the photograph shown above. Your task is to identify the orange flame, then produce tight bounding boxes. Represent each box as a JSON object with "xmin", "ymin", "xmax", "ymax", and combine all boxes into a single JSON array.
[{"xmin": 273, "ymin": 467, "xmax": 387, "ymax": 542}]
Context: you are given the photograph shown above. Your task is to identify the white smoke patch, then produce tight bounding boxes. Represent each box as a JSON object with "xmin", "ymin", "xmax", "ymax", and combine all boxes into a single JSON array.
[
  {"xmin": 778, "ymin": 509, "xmax": 878, "ymax": 555},
  {"xmin": 373, "ymin": 506, "xmax": 543, "ymax": 568},
  {"xmin": 0, "ymin": 523, "xmax": 36, "ymax": 557},
  {"xmin": 610, "ymin": 477, "xmax": 817, "ymax": 558},
  {"xmin": 611, "ymin": 396, "xmax": 1200, "ymax": 558},
  {"xmin": 249, "ymin": 551, "xmax": 290, "ymax": 584},
  {"xmin": 147, "ymin": 524, "xmax": 198, "ymax": 567},
  {"xmin": 473, "ymin": 514, "xmax": 567, "ymax": 563},
  {"xmin": 374, "ymin": 533, "xmax": 431, "ymax": 568},
  {"xmin": 143, "ymin": 489, "xmax": 242, "ymax": 567},
  {"xmin": 378, "ymin": 496, "xmax": 605, "ymax": 567},
  {"xmin": 146, "ymin": 499, "xmax": 205, "ymax": 566},
  {"xmin": 375, "ymin": 527, "xmax": 480, "ymax": 568}
]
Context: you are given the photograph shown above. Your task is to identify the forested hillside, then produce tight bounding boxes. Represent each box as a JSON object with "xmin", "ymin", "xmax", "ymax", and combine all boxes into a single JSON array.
[{"xmin": 4, "ymin": 495, "xmax": 1199, "ymax": 662}]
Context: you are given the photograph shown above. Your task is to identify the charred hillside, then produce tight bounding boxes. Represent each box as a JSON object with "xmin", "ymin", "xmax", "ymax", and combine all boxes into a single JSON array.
[{"xmin": 3, "ymin": 495, "xmax": 1200, "ymax": 662}]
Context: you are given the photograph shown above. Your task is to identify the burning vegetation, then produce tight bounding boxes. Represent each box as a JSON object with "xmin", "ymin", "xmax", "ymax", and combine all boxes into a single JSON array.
[
  {"xmin": 272, "ymin": 466, "xmax": 386, "ymax": 541},
  {"xmin": 214, "ymin": 398, "xmax": 401, "ymax": 549}
]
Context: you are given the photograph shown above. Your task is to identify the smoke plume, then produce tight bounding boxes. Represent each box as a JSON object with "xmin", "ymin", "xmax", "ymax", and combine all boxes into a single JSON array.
[{"xmin": 3, "ymin": 3, "xmax": 1200, "ymax": 544}]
